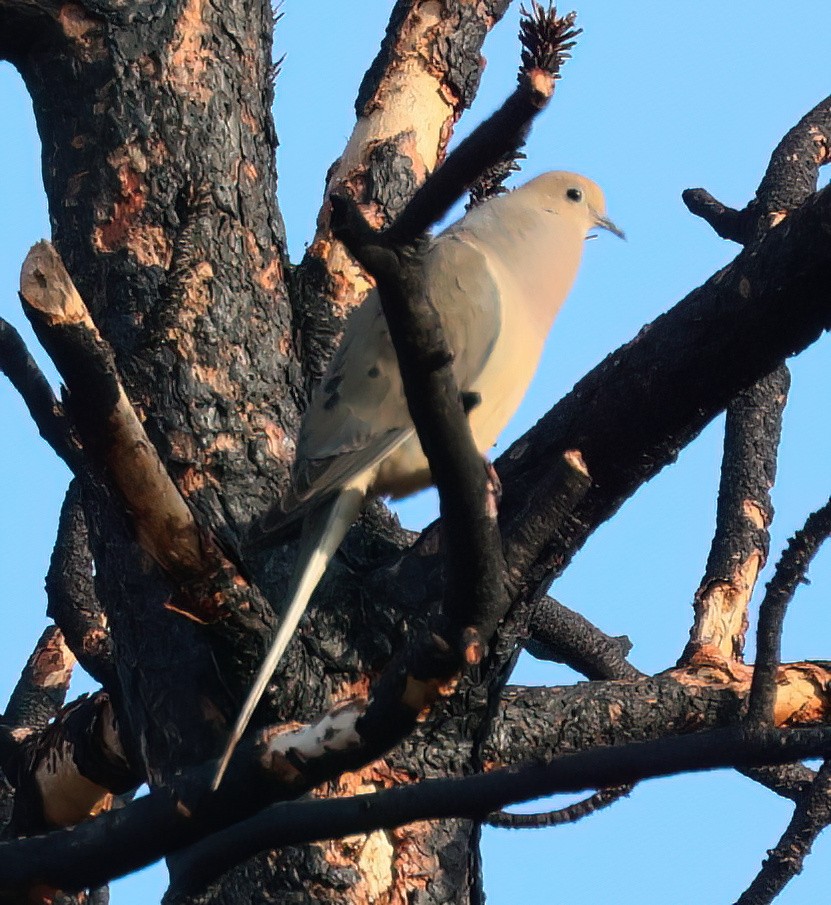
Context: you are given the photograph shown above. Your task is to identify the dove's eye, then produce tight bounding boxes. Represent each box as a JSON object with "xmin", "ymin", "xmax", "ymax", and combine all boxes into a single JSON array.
[{"xmin": 566, "ymin": 187, "xmax": 583, "ymax": 202}]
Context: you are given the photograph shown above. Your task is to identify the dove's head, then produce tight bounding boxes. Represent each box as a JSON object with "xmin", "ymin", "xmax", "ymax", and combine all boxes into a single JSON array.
[{"xmin": 522, "ymin": 171, "xmax": 624, "ymax": 239}]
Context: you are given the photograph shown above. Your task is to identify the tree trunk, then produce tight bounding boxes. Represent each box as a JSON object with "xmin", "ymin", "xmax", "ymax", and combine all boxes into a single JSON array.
[
  {"xmin": 1, "ymin": 0, "xmax": 511, "ymax": 900},
  {"xmin": 3, "ymin": 2, "xmax": 831, "ymax": 904}
]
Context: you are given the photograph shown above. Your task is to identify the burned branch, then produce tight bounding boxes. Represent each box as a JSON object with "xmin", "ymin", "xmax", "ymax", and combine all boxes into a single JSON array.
[
  {"xmin": 432, "ymin": 180, "xmax": 831, "ymax": 626},
  {"xmin": 293, "ymin": 0, "xmax": 517, "ymax": 385},
  {"xmin": 683, "ymin": 94, "xmax": 831, "ymax": 244},
  {"xmin": 17, "ymin": 242, "xmax": 277, "ymax": 674},
  {"xmin": 527, "ymin": 596, "xmax": 642, "ymax": 681},
  {"xmin": 19, "ymin": 243, "xmax": 207, "ymax": 581},
  {"xmin": 2, "ymin": 1, "xmax": 831, "ymax": 902},
  {"xmin": 682, "ymin": 95, "xmax": 831, "ymax": 668},
  {"xmin": 5, "ymin": 721, "xmax": 831, "ymax": 895},
  {"xmin": 0, "ymin": 315, "xmax": 81, "ymax": 472},
  {"xmin": 4, "ymin": 691, "xmax": 137, "ymax": 836},
  {"xmin": 45, "ymin": 480, "xmax": 115, "ymax": 688},
  {"xmin": 2, "ymin": 626, "xmax": 74, "ymax": 734},
  {"xmin": 746, "ymin": 496, "xmax": 831, "ymax": 727},
  {"xmin": 736, "ymin": 759, "xmax": 831, "ymax": 905},
  {"xmin": 485, "ymin": 783, "xmax": 632, "ymax": 829},
  {"xmin": 684, "ymin": 366, "xmax": 789, "ymax": 664}
]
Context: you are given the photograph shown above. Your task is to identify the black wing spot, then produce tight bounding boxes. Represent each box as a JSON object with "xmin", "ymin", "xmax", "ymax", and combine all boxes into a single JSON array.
[
  {"xmin": 460, "ymin": 391, "xmax": 481, "ymax": 414},
  {"xmin": 323, "ymin": 375, "xmax": 342, "ymax": 394},
  {"xmin": 323, "ymin": 391, "xmax": 340, "ymax": 411},
  {"xmin": 367, "ymin": 366, "xmax": 380, "ymax": 378}
]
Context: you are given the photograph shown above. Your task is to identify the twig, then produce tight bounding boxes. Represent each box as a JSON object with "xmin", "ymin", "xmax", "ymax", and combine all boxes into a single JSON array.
[
  {"xmin": 680, "ymin": 189, "xmax": 749, "ymax": 242},
  {"xmin": 467, "ymin": 5, "xmax": 579, "ymax": 205},
  {"xmin": 385, "ymin": 19, "xmax": 562, "ymax": 246},
  {"xmin": 486, "ymin": 783, "xmax": 632, "ymax": 828},
  {"xmin": 746, "ymin": 496, "xmax": 831, "ymax": 727},
  {"xmin": 739, "ymin": 763, "xmax": 816, "ymax": 803},
  {"xmin": 735, "ymin": 759, "xmax": 831, "ymax": 905}
]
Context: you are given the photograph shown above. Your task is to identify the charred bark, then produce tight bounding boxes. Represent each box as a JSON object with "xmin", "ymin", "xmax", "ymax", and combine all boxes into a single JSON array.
[{"xmin": 2, "ymin": 3, "xmax": 831, "ymax": 904}]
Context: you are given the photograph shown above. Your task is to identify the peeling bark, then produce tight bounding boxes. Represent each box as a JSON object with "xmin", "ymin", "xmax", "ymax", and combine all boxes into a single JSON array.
[{"xmin": 293, "ymin": 0, "xmax": 512, "ymax": 388}]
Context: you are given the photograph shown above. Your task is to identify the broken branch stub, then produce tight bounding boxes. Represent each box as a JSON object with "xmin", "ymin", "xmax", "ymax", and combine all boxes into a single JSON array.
[{"xmin": 19, "ymin": 241, "xmax": 204, "ymax": 579}]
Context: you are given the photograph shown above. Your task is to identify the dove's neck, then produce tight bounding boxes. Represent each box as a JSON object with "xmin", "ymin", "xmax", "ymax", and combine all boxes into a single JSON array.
[{"xmin": 454, "ymin": 202, "xmax": 587, "ymax": 331}]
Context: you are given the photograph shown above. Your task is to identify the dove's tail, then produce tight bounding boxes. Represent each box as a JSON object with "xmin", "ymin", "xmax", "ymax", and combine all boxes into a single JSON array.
[{"xmin": 212, "ymin": 482, "xmax": 367, "ymax": 790}]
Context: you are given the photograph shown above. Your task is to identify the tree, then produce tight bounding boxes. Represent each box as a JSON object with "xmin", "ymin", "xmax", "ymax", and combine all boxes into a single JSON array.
[{"xmin": 1, "ymin": 2, "xmax": 831, "ymax": 903}]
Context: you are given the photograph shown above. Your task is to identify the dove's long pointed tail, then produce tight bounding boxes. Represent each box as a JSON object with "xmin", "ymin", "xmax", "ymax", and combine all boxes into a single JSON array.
[{"xmin": 212, "ymin": 482, "xmax": 367, "ymax": 790}]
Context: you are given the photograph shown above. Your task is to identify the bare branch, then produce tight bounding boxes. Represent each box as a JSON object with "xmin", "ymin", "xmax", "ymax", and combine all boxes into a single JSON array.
[
  {"xmin": 0, "ymin": 315, "xmax": 81, "ymax": 472},
  {"xmin": 684, "ymin": 366, "xmax": 789, "ymax": 664},
  {"xmin": 2, "ymin": 626, "xmax": 74, "ymax": 733},
  {"xmin": 681, "ymin": 189, "xmax": 749, "ymax": 243},
  {"xmin": 740, "ymin": 763, "xmax": 817, "ymax": 803},
  {"xmin": 468, "ymin": 4, "xmax": 580, "ymax": 204},
  {"xmin": 486, "ymin": 663, "xmax": 831, "ymax": 768},
  {"xmin": 736, "ymin": 759, "xmax": 831, "ymax": 905},
  {"xmin": 46, "ymin": 480, "xmax": 115, "ymax": 688},
  {"xmin": 10, "ymin": 723, "xmax": 831, "ymax": 896},
  {"xmin": 294, "ymin": 0, "xmax": 515, "ymax": 382},
  {"xmin": 19, "ymin": 242, "xmax": 205, "ymax": 580},
  {"xmin": 527, "ymin": 596, "xmax": 642, "ymax": 681},
  {"xmin": 385, "ymin": 64, "xmax": 558, "ymax": 246},
  {"xmin": 754, "ymin": 94, "xmax": 831, "ymax": 230},
  {"xmin": 17, "ymin": 242, "xmax": 277, "ymax": 672},
  {"xmin": 746, "ymin": 496, "xmax": 831, "ymax": 727},
  {"xmin": 486, "ymin": 783, "xmax": 632, "ymax": 828},
  {"xmin": 683, "ymin": 95, "xmax": 831, "ymax": 667},
  {"xmin": 2, "ymin": 656, "xmax": 830, "ymax": 894},
  {"xmin": 684, "ymin": 94, "xmax": 831, "ymax": 243}
]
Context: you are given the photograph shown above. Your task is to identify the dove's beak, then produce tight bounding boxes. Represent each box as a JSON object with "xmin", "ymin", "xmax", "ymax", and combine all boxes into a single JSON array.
[{"xmin": 593, "ymin": 212, "xmax": 625, "ymax": 240}]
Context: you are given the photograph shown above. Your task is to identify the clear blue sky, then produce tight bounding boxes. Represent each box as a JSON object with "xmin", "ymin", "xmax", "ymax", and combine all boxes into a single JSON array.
[{"xmin": 2, "ymin": 2, "xmax": 831, "ymax": 902}]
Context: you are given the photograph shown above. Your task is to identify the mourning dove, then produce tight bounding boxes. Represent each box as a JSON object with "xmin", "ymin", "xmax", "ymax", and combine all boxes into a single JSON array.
[{"xmin": 212, "ymin": 171, "xmax": 622, "ymax": 788}]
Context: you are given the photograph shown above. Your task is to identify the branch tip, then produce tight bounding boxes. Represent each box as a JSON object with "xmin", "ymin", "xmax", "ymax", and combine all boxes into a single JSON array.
[
  {"xmin": 519, "ymin": 4, "xmax": 581, "ymax": 80},
  {"xmin": 747, "ymin": 495, "xmax": 831, "ymax": 727}
]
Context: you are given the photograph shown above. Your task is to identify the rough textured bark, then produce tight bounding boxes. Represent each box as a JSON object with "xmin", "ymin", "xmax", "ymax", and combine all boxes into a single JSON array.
[
  {"xmin": 1, "ymin": 2, "xmax": 516, "ymax": 901},
  {"xmin": 3, "ymin": 3, "xmax": 831, "ymax": 905},
  {"xmin": 682, "ymin": 95, "xmax": 831, "ymax": 666}
]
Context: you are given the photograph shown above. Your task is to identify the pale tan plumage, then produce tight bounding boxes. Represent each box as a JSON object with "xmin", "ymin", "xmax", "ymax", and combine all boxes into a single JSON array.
[{"xmin": 212, "ymin": 171, "xmax": 622, "ymax": 788}]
